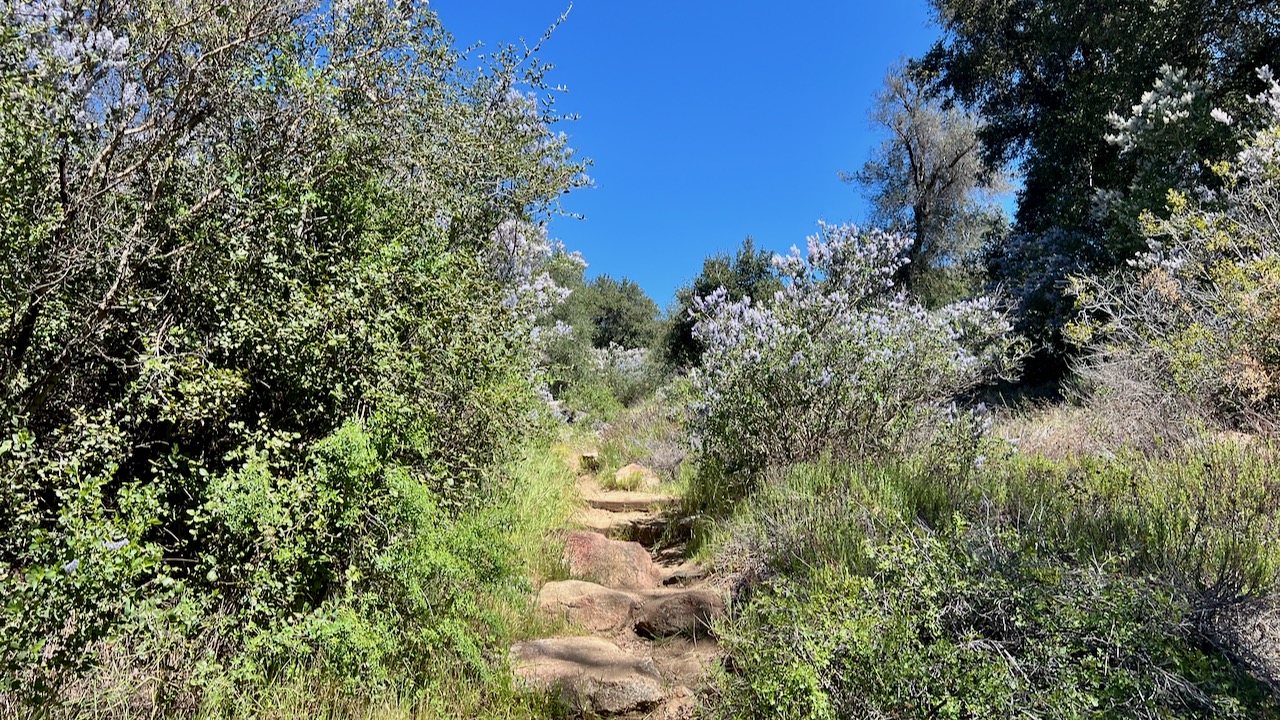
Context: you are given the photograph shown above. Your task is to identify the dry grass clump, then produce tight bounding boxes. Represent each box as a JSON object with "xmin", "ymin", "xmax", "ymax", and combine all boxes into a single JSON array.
[{"xmin": 996, "ymin": 359, "xmax": 1210, "ymax": 459}]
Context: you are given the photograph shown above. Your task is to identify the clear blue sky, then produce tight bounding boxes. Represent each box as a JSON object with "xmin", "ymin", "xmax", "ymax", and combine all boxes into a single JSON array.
[{"xmin": 431, "ymin": 1, "xmax": 942, "ymax": 308}]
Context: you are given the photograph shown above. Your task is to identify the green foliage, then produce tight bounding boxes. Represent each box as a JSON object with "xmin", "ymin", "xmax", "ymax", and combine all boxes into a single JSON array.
[
  {"xmin": 705, "ymin": 442, "xmax": 1280, "ymax": 719},
  {"xmin": 716, "ymin": 537, "xmax": 1273, "ymax": 720},
  {"xmin": 582, "ymin": 275, "xmax": 662, "ymax": 351},
  {"xmin": 248, "ymin": 441, "xmax": 576, "ymax": 718},
  {"xmin": 1072, "ymin": 85, "xmax": 1280, "ymax": 431},
  {"xmin": 0, "ymin": 0, "xmax": 584, "ymax": 712},
  {"xmin": 542, "ymin": 265, "xmax": 666, "ymax": 413},
  {"xmin": 923, "ymin": 0, "xmax": 1279, "ymax": 350},
  {"xmin": 923, "ymin": 0, "xmax": 1271, "ymax": 238},
  {"xmin": 0, "ymin": 413, "xmax": 170, "ymax": 702},
  {"xmin": 558, "ymin": 378, "xmax": 626, "ymax": 422}
]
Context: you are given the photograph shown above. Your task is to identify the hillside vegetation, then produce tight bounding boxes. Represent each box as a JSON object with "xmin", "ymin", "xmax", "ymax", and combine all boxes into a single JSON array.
[{"xmin": 4, "ymin": 1, "xmax": 1280, "ymax": 719}]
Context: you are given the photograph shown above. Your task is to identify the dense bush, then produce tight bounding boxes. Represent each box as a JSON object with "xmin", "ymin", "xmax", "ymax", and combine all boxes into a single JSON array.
[
  {"xmin": 689, "ymin": 222, "xmax": 1022, "ymax": 481},
  {"xmin": 716, "ymin": 535, "xmax": 1275, "ymax": 720},
  {"xmin": 1071, "ymin": 68, "xmax": 1280, "ymax": 432},
  {"xmin": 0, "ymin": 0, "xmax": 583, "ymax": 710}
]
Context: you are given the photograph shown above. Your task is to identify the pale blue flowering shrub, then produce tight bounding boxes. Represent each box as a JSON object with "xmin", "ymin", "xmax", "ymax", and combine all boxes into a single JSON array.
[{"xmin": 690, "ymin": 222, "xmax": 1023, "ymax": 476}]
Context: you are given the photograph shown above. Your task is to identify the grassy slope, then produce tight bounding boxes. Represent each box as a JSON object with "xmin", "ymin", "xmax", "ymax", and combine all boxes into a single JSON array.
[{"xmin": 693, "ymin": 412, "xmax": 1280, "ymax": 719}]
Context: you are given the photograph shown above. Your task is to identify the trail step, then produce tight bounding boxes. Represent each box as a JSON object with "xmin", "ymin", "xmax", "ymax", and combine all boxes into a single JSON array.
[
  {"xmin": 585, "ymin": 491, "xmax": 673, "ymax": 513},
  {"xmin": 511, "ymin": 636, "xmax": 665, "ymax": 715},
  {"xmin": 564, "ymin": 531, "xmax": 663, "ymax": 590},
  {"xmin": 573, "ymin": 506, "xmax": 666, "ymax": 545},
  {"xmin": 634, "ymin": 587, "xmax": 724, "ymax": 640},
  {"xmin": 660, "ymin": 561, "xmax": 708, "ymax": 586},
  {"xmin": 540, "ymin": 580, "xmax": 725, "ymax": 640},
  {"xmin": 538, "ymin": 580, "xmax": 641, "ymax": 634}
]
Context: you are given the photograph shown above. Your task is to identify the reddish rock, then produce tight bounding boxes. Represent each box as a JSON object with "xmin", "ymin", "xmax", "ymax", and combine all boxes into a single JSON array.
[{"xmin": 563, "ymin": 531, "xmax": 661, "ymax": 590}]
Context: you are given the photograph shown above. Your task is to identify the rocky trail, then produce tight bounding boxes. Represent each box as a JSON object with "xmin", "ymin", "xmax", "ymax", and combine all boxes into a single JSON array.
[{"xmin": 510, "ymin": 456, "xmax": 725, "ymax": 718}]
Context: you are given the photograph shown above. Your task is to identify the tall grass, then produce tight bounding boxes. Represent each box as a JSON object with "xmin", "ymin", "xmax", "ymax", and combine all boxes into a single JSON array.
[
  {"xmin": 700, "ymin": 441, "xmax": 1280, "ymax": 718},
  {"xmin": 704, "ymin": 440, "xmax": 1280, "ymax": 604},
  {"xmin": 502, "ymin": 444, "xmax": 581, "ymax": 587},
  {"xmin": 566, "ymin": 392, "xmax": 691, "ymax": 491}
]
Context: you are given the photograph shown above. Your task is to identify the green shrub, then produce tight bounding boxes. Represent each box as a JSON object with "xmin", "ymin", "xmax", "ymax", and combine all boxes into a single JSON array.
[
  {"xmin": 704, "ymin": 441, "xmax": 1280, "ymax": 719},
  {"xmin": 715, "ymin": 530, "xmax": 1276, "ymax": 720},
  {"xmin": 689, "ymin": 223, "xmax": 1022, "ymax": 487},
  {"xmin": 192, "ymin": 440, "xmax": 577, "ymax": 717},
  {"xmin": 0, "ymin": 0, "xmax": 584, "ymax": 712},
  {"xmin": 1070, "ymin": 69, "xmax": 1280, "ymax": 432},
  {"xmin": 560, "ymin": 379, "xmax": 626, "ymax": 423}
]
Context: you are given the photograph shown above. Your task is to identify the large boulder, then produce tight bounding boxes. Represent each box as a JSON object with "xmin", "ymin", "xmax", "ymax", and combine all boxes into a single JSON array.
[
  {"xmin": 538, "ymin": 580, "xmax": 641, "ymax": 633},
  {"xmin": 511, "ymin": 637, "xmax": 666, "ymax": 715},
  {"xmin": 563, "ymin": 531, "xmax": 661, "ymax": 590},
  {"xmin": 613, "ymin": 462, "xmax": 661, "ymax": 491},
  {"xmin": 636, "ymin": 588, "xmax": 725, "ymax": 640}
]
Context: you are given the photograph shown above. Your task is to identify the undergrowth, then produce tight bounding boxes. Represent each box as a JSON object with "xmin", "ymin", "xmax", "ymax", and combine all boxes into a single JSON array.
[
  {"xmin": 192, "ymin": 444, "xmax": 580, "ymax": 720},
  {"xmin": 3, "ymin": 444, "xmax": 578, "ymax": 720},
  {"xmin": 700, "ymin": 440, "xmax": 1280, "ymax": 718}
]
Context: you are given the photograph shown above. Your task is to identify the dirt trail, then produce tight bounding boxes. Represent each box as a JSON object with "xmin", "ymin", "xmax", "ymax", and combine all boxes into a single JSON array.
[{"xmin": 510, "ymin": 456, "xmax": 724, "ymax": 718}]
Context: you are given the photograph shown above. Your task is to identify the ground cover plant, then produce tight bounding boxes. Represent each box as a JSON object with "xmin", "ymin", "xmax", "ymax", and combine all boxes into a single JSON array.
[{"xmin": 701, "ymin": 443, "xmax": 1280, "ymax": 719}]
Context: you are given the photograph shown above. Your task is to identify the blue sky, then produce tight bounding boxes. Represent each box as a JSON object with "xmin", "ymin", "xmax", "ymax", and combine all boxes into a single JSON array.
[{"xmin": 431, "ymin": 1, "xmax": 942, "ymax": 307}]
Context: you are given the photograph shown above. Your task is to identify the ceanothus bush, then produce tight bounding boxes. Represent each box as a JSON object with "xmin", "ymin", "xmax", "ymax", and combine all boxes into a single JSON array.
[
  {"xmin": 1071, "ymin": 67, "xmax": 1280, "ymax": 430},
  {"xmin": 690, "ymin": 222, "xmax": 1022, "ymax": 474},
  {"xmin": 484, "ymin": 218, "xmax": 580, "ymax": 329}
]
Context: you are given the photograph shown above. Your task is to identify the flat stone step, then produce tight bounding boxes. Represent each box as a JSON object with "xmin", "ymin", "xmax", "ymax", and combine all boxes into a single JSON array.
[
  {"xmin": 511, "ymin": 636, "xmax": 665, "ymax": 715},
  {"xmin": 539, "ymin": 580, "xmax": 641, "ymax": 633},
  {"xmin": 573, "ymin": 507, "xmax": 667, "ymax": 545},
  {"xmin": 585, "ymin": 491, "xmax": 673, "ymax": 513},
  {"xmin": 539, "ymin": 579, "xmax": 725, "ymax": 640},
  {"xmin": 659, "ymin": 560, "xmax": 708, "ymax": 586},
  {"xmin": 648, "ymin": 636, "xmax": 724, "ymax": 688}
]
